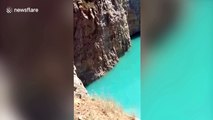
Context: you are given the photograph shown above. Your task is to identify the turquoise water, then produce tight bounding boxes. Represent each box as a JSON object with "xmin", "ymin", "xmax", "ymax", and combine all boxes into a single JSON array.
[
  {"xmin": 142, "ymin": 0, "xmax": 213, "ymax": 120},
  {"xmin": 87, "ymin": 37, "xmax": 141, "ymax": 118}
]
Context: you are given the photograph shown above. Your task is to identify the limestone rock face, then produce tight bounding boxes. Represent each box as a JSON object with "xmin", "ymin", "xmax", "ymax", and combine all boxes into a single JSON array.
[
  {"xmin": 74, "ymin": 0, "xmax": 131, "ymax": 85},
  {"xmin": 74, "ymin": 66, "xmax": 87, "ymax": 98},
  {"xmin": 128, "ymin": 0, "xmax": 140, "ymax": 35}
]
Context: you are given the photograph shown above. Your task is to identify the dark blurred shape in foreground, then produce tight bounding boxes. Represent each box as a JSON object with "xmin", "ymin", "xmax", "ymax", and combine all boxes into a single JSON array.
[
  {"xmin": 0, "ymin": 1, "xmax": 73, "ymax": 120},
  {"xmin": 142, "ymin": 0, "xmax": 181, "ymax": 46}
]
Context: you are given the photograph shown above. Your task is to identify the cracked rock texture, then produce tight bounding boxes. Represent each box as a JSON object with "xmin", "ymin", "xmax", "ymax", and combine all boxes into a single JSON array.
[
  {"xmin": 74, "ymin": 0, "xmax": 131, "ymax": 85},
  {"xmin": 74, "ymin": 66, "xmax": 87, "ymax": 98}
]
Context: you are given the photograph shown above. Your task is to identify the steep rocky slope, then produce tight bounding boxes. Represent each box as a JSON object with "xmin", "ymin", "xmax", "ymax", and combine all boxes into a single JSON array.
[
  {"xmin": 74, "ymin": 66, "xmax": 88, "ymax": 98},
  {"xmin": 74, "ymin": 0, "xmax": 131, "ymax": 85},
  {"xmin": 74, "ymin": 66, "xmax": 135, "ymax": 120},
  {"xmin": 74, "ymin": 96, "xmax": 136, "ymax": 120}
]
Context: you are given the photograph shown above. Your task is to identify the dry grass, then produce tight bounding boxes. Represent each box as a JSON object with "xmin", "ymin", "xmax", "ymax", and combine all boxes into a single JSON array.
[{"xmin": 74, "ymin": 96, "xmax": 136, "ymax": 120}]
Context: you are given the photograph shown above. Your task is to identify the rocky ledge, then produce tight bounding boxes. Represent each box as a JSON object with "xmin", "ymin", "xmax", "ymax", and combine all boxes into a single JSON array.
[
  {"xmin": 74, "ymin": 66, "xmax": 136, "ymax": 120},
  {"xmin": 74, "ymin": 96, "xmax": 136, "ymax": 120}
]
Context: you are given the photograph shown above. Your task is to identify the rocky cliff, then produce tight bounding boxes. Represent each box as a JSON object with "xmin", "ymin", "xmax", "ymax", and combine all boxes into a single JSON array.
[
  {"xmin": 74, "ymin": 66, "xmax": 88, "ymax": 98},
  {"xmin": 74, "ymin": 0, "xmax": 131, "ymax": 85}
]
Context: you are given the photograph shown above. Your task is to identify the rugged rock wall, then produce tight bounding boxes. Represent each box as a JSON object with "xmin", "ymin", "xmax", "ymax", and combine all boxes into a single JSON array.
[
  {"xmin": 128, "ymin": 0, "xmax": 140, "ymax": 35},
  {"xmin": 74, "ymin": 66, "xmax": 87, "ymax": 98},
  {"xmin": 74, "ymin": 0, "xmax": 131, "ymax": 85}
]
